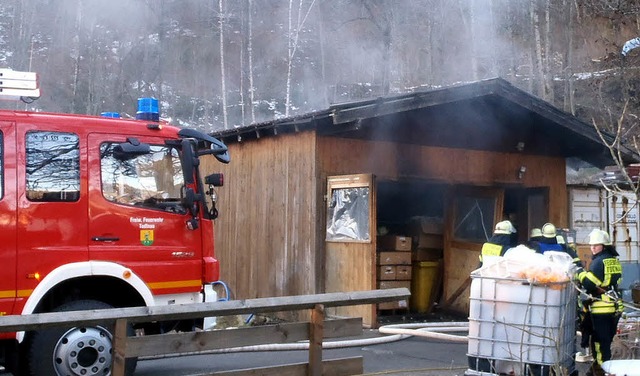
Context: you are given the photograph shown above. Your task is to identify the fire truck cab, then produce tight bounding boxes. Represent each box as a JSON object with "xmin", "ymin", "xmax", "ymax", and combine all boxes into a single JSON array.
[{"xmin": 0, "ymin": 69, "xmax": 229, "ymax": 375}]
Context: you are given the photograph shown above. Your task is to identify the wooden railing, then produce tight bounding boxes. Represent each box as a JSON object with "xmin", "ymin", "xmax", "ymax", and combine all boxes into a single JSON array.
[{"xmin": 0, "ymin": 288, "xmax": 410, "ymax": 376}]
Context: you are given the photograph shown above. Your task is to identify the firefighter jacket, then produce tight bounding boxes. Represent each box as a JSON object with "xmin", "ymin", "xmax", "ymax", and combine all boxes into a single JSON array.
[
  {"xmin": 537, "ymin": 241, "xmax": 563, "ymax": 253},
  {"xmin": 562, "ymin": 243, "xmax": 584, "ymax": 268},
  {"xmin": 577, "ymin": 247, "xmax": 622, "ymax": 315},
  {"xmin": 480, "ymin": 234, "xmax": 514, "ymax": 264},
  {"xmin": 537, "ymin": 238, "xmax": 583, "ymax": 268}
]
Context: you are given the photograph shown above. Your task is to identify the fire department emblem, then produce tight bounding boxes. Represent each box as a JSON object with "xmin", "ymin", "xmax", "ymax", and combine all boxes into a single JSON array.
[{"xmin": 140, "ymin": 230, "xmax": 154, "ymax": 246}]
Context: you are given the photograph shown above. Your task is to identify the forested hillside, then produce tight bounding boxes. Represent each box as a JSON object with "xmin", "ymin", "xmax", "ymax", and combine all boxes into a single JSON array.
[{"xmin": 1, "ymin": 0, "xmax": 639, "ymax": 137}]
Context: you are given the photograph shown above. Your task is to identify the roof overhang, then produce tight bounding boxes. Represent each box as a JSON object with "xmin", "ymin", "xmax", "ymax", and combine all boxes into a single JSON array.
[{"xmin": 213, "ymin": 78, "xmax": 639, "ymax": 168}]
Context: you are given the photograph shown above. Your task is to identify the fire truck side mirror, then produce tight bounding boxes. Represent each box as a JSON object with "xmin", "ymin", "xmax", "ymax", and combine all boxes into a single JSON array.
[
  {"xmin": 177, "ymin": 128, "xmax": 230, "ymax": 164},
  {"xmin": 183, "ymin": 188, "xmax": 200, "ymax": 230},
  {"xmin": 183, "ymin": 188, "xmax": 200, "ymax": 212},
  {"xmin": 181, "ymin": 139, "xmax": 196, "ymax": 185},
  {"xmin": 113, "ymin": 138, "xmax": 151, "ymax": 160}
]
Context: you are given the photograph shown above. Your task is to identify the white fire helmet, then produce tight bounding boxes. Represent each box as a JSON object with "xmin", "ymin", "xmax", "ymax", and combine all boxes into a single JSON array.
[
  {"xmin": 541, "ymin": 223, "xmax": 557, "ymax": 239},
  {"xmin": 494, "ymin": 220, "xmax": 516, "ymax": 235},
  {"xmin": 588, "ymin": 229, "xmax": 611, "ymax": 246},
  {"xmin": 530, "ymin": 228, "xmax": 542, "ymax": 238}
]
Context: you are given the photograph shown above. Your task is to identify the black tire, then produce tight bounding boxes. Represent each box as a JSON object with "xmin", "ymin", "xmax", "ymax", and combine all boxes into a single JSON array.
[{"xmin": 27, "ymin": 299, "xmax": 137, "ymax": 376}]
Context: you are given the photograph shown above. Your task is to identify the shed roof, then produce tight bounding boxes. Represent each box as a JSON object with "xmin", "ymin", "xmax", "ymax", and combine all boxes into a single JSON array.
[{"xmin": 212, "ymin": 78, "xmax": 638, "ymax": 168}]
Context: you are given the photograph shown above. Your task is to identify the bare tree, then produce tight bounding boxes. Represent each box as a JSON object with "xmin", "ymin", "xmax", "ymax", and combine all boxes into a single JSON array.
[
  {"xmin": 594, "ymin": 100, "xmax": 640, "ymax": 223},
  {"xmin": 362, "ymin": 1, "xmax": 392, "ymax": 95},
  {"xmin": 285, "ymin": 0, "xmax": 316, "ymax": 117},
  {"xmin": 247, "ymin": 0, "xmax": 256, "ymax": 123},
  {"xmin": 70, "ymin": 0, "xmax": 82, "ymax": 113},
  {"xmin": 219, "ymin": 0, "xmax": 229, "ymax": 129},
  {"xmin": 561, "ymin": 0, "xmax": 575, "ymax": 114}
]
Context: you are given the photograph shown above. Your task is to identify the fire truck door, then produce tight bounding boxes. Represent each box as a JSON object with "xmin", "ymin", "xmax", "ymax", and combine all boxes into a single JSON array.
[
  {"xmin": 88, "ymin": 134, "xmax": 203, "ymax": 298},
  {"xmin": 15, "ymin": 127, "xmax": 87, "ymax": 311},
  {"xmin": 325, "ymin": 173, "xmax": 376, "ymax": 327},
  {"xmin": 0, "ymin": 122, "xmax": 17, "ymax": 316}
]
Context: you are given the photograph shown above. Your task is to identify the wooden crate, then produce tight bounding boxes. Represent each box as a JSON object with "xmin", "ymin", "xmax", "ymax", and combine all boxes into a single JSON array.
[
  {"xmin": 416, "ymin": 233, "xmax": 443, "ymax": 249},
  {"xmin": 377, "ymin": 251, "xmax": 412, "ymax": 265},
  {"xmin": 378, "ymin": 280, "xmax": 411, "ymax": 290},
  {"xmin": 395, "ymin": 265, "xmax": 412, "ymax": 281},
  {"xmin": 377, "ymin": 235, "xmax": 412, "ymax": 251},
  {"xmin": 378, "ymin": 300, "xmax": 409, "ymax": 310},
  {"xmin": 377, "ymin": 265, "xmax": 397, "ymax": 280},
  {"xmin": 377, "ymin": 280, "xmax": 410, "ymax": 310}
]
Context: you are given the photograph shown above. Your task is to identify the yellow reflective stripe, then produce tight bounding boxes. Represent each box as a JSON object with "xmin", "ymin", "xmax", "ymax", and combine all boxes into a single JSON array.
[
  {"xmin": 147, "ymin": 280, "xmax": 201, "ymax": 290},
  {"xmin": 591, "ymin": 300, "xmax": 616, "ymax": 314},
  {"xmin": 591, "ymin": 306, "xmax": 616, "ymax": 314},
  {"xmin": 0, "ymin": 290, "xmax": 33, "ymax": 299},
  {"xmin": 603, "ymin": 258, "xmax": 622, "ymax": 286},
  {"xmin": 582, "ymin": 271, "xmax": 602, "ymax": 287},
  {"xmin": 592, "ymin": 300, "xmax": 615, "ymax": 307},
  {"xmin": 0, "ymin": 290, "xmax": 32, "ymax": 299},
  {"xmin": 0, "ymin": 291, "xmax": 15, "ymax": 299},
  {"xmin": 481, "ymin": 243, "xmax": 503, "ymax": 257},
  {"xmin": 594, "ymin": 342, "xmax": 603, "ymax": 365}
]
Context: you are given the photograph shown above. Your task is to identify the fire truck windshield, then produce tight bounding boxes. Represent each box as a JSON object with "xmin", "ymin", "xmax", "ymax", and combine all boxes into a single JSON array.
[{"xmin": 100, "ymin": 142, "xmax": 186, "ymax": 213}]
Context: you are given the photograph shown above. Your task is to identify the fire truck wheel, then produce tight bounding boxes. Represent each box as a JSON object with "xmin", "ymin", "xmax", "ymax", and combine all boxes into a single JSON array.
[{"xmin": 27, "ymin": 299, "xmax": 137, "ymax": 376}]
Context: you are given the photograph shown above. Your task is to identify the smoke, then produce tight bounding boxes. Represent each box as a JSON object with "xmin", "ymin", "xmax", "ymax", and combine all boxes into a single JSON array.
[{"xmin": 0, "ymin": 0, "xmax": 637, "ymax": 131}]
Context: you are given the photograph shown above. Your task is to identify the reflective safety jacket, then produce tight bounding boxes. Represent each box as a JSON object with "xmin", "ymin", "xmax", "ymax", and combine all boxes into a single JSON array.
[
  {"xmin": 577, "ymin": 248, "xmax": 623, "ymax": 315},
  {"xmin": 479, "ymin": 234, "xmax": 514, "ymax": 265}
]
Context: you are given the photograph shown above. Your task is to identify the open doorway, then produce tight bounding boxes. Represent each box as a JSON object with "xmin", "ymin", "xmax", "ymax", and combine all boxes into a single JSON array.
[
  {"xmin": 503, "ymin": 187, "xmax": 549, "ymax": 243},
  {"xmin": 375, "ymin": 179, "xmax": 448, "ymax": 319},
  {"xmin": 377, "ymin": 180, "xmax": 447, "ymax": 235}
]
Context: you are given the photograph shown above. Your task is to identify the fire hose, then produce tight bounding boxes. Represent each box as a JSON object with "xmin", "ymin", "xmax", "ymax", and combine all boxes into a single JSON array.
[{"xmin": 139, "ymin": 321, "xmax": 470, "ymax": 360}]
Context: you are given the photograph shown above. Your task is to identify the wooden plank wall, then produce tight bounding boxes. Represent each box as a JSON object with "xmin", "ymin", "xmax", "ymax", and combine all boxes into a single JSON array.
[
  {"xmin": 318, "ymin": 136, "xmax": 568, "ymax": 314},
  {"xmin": 202, "ymin": 132, "xmax": 568, "ymax": 320},
  {"xmin": 200, "ymin": 132, "xmax": 319, "ymax": 308}
]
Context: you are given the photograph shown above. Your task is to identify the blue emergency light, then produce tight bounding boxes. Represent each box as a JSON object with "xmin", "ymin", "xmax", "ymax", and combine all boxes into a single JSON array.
[
  {"xmin": 136, "ymin": 97, "xmax": 160, "ymax": 121},
  {"xmin": 100, "ymin": 112, "xmax": 121, "ymax": 118}
]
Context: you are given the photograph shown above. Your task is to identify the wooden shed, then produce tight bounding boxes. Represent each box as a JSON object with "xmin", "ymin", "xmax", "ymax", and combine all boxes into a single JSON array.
[{"xmin": 203, "ymin": 78, "xmax": 634, "ymax": 327}]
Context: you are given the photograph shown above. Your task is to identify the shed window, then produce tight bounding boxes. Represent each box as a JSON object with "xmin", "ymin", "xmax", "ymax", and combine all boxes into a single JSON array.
[
  {"xmin": 326, "ymin": 187, "xmax": 370, "ymax": 241},
  {"xmin": 453, "ymin": 196, "xmax": 496, "ymax": 243}
]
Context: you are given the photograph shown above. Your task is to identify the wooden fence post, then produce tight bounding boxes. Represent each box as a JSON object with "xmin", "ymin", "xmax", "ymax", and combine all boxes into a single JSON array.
[
  {"xmin": 111, "ymin": 318, "xmax": 128, "ymax": 376},
  {"xmin": 308, "ymin": 304, "xmax": 324, "ymax": 376}
]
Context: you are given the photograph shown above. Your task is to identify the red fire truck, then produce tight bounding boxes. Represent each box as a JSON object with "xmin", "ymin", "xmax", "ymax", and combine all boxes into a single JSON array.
[{"xmin": 0, "ymin": 69, "xmax": 229, "ymax": 375}]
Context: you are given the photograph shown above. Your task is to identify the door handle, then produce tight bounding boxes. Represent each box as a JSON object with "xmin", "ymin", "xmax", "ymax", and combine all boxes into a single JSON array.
[{"xmin": 91, "ymin": 236, "xmax": 120, "ymax": 242}]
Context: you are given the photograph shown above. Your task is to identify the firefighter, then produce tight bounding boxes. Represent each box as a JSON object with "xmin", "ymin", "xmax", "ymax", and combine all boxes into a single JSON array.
[
  {"xmin": 537, "ymin": 223, "xmax": 583, "ymax": 267},
  {"xmin": 527, "ymin": 227, "xmax": 543, "ymax": 250},
  {"xmin": 556, "ymin": 232, "xmax": 584, "ymax": 268},
  {"xmin": 479, "ymin": 220, "xmax": 517, "ymax": 266},
  {"xmin": 576, "ymin": 229, "xmax": 623, "ymax": 376},
  {"xmin": 536, "ymin": 222, "xmax": 563, "ymax": 253}
]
